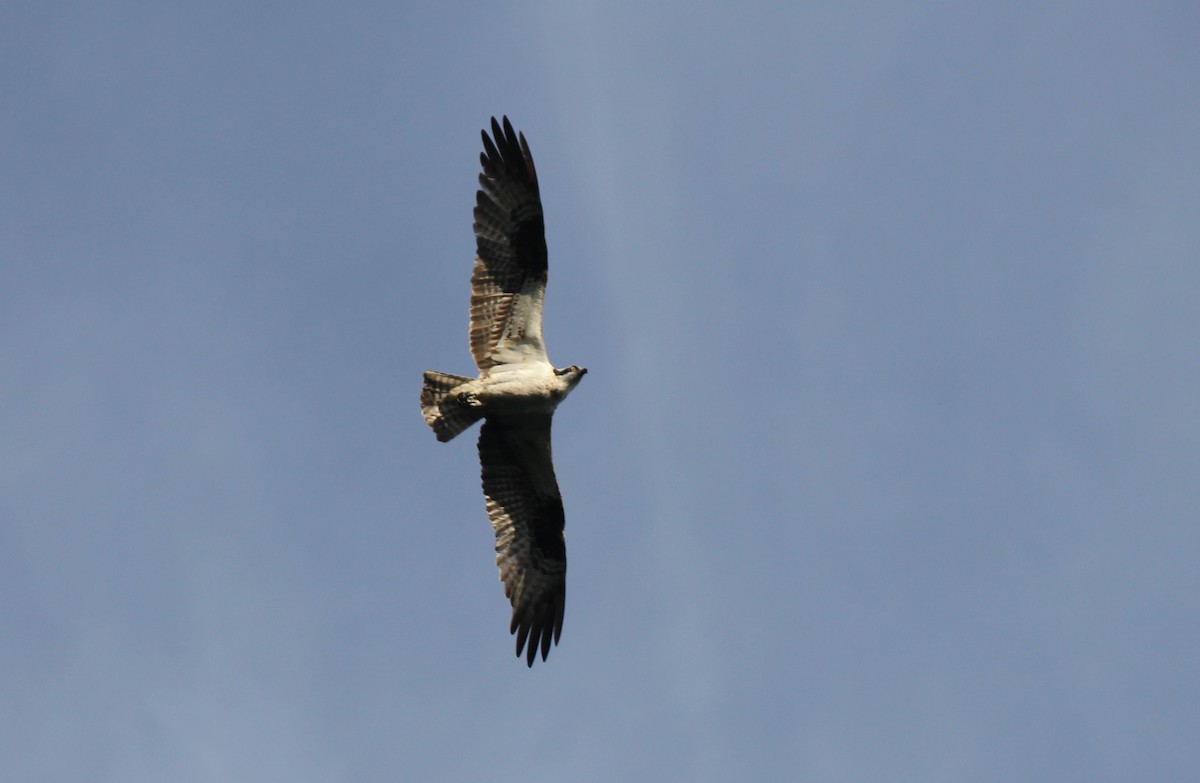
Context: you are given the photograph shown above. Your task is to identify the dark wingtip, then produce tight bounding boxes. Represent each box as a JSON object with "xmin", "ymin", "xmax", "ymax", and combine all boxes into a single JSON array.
[
  {"xmin": 478, "ymin": 115, "xmax": 539, "ymax": 194},
  {"xmin": 514, "ymin": 622, "xmax": 535, "ymax": 667},
  {"xmin": 511, "ymin": 607, "xmax": 560, "ymax": 667}
]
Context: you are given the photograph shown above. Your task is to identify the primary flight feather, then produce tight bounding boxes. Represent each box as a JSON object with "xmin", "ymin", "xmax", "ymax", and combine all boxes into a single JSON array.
[{"xmin": 420, "ymin": 117, "xmax": 586, "ymax": 666}]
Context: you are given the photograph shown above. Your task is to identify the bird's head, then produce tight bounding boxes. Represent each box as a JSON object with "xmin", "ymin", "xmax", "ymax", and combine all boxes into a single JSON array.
[{"xmin": 555, "ymin": 365, "xmax": 588, "ymax": 389}]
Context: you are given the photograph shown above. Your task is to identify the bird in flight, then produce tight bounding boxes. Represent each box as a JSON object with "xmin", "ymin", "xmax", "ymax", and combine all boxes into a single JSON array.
[{"xmin": 421, "ymin": 117, "xmax": 587, "ymax": 666}]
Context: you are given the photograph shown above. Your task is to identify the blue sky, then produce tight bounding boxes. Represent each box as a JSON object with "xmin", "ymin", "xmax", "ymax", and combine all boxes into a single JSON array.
[{"xmin": 3, "ymin": 2, "xmax": 1198, "ymax": 780}]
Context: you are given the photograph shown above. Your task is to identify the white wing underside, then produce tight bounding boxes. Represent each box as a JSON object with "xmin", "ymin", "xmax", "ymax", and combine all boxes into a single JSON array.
[{"xmin": 469, "ymin": 259, "xmax": 548, "ymax": 371}]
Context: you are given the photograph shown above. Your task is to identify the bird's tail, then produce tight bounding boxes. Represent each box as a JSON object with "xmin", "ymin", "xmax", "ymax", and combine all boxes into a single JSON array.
[{"xmin": 420, "ymin": 371, "xmax": 482, "ymax": 442}]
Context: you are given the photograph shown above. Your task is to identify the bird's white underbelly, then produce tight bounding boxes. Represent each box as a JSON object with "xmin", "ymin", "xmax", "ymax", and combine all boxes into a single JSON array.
[{"xmin": 477, "ymin": 362, "xmax": 566, "ymax": 413}]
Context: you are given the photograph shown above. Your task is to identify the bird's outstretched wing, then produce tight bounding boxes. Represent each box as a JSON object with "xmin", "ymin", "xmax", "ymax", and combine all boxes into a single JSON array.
[
  {"xmin": 470, "ymin": 116, "xmax": 549, "ymax": 371},
  {"xmin": 477, "ymin": 416, "xmax": 566, "ymax": 666}
]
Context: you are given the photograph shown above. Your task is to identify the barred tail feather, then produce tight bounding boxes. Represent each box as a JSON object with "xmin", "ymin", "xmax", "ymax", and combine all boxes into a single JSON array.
[{"xmin": 421, "ymin": 371, "xmax": 482, "ymax": 442}]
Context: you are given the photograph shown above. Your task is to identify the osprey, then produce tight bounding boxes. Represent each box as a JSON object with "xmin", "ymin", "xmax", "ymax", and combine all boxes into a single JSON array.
[{"xmin": 420, "ymin": 117, "xmax": 586, "ymax": 666}]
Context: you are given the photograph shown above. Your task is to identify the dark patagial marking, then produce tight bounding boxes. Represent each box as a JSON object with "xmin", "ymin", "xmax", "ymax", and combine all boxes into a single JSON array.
[
  {"xmin": 531, "ymin": 496, "xmax": 567, "ymax": 560},
  {"xmin": 512, "ymin": 213, "xmax": 548, "ymax": 275}
]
